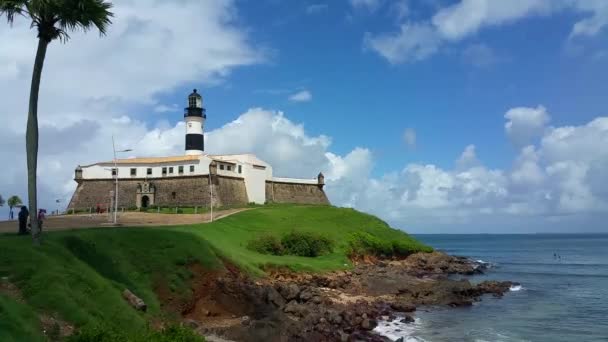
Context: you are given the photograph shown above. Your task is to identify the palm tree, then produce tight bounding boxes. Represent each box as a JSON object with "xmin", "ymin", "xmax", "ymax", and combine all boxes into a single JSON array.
[
  {"xmin": 7, "ymin": 195, "xmax": 23, "ymax": 220},
  {"xmin": 0, "ymin": 0, "xmax": 113, "ymax": 244}
]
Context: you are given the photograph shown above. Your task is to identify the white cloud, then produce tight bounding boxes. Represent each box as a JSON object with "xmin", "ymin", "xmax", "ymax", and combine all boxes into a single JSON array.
[
  {"xmin": 365, "ymin": 0, "xmax": 608, "ymax": 64},
  {"xmin": 0, "ymin": 0, "xmax": 264, "ymax": 210},
  {"xmin": 505, "ymin": 105, "xmax": 550, "ymax": 146},
  {"xmin": 364, "ymin": 23, "xmax": 441, "ymax": 64},
  {"xmin": 153, "ymin": 104, "xmax": 179, "ymax": 113},
  {"xmin": 431, "ymin": 0, "xmax": 555, "ymax": 41},
  {"xmin": 306, "ymin": 4, "xmax": 329, "ymax": 14},
  {"xmin": 403, "ymin": 128, "xmax": 416, "ymax": 148},
  {"xmin": 392, "ymin": 0, "xmax": 410, "ymax": 20},
  {"xmin": 288, "ymin": 90, "xmax": 312, "ymax": 102}
]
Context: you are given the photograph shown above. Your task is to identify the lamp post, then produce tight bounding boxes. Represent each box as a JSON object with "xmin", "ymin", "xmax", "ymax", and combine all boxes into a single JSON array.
[{"xmin": 112, "ymin": 135, "xmax": 132, "ymax": 225}]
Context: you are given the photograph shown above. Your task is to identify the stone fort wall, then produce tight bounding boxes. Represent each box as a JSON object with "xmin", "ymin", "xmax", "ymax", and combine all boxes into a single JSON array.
[
  {"xmin": 68, "ymin": 175, "xmax": 248, "ymax": 210},
  {"xmin": 265, "ymin": 181, "xmax": 329, "ymax": 205}
]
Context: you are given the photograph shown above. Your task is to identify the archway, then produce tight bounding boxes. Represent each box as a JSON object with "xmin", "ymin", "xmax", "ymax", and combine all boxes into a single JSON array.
[{"xmin": 141, "ymin": 195, "xmax": 150, "ymax": 208}]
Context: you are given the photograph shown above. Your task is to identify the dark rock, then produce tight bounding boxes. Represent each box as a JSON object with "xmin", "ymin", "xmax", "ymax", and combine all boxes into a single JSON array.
[
  {"xmin": 399, "ymin": 314, "xmax": 415, "ymax": 323},
  {"xmin": 299, "ymin": 288, "xmax": 314, "ymax": 302},
  {"xmin": 266, "ymin": 286, "xmax": 286, "ymax": 308},
  {"xmin": 390, "ymin": 301, "xmax": 416, "ymax": 312},
  {"xmin": 329, "ymin": 311, "xmax": 343, "ymax": 325},
  {"xmin": 360, "ymin": 318, "xmax": 377, "ymax": 331},
  {"xmin": 279, "ymin": 283, "xmax": 301, "ymax": 301}
]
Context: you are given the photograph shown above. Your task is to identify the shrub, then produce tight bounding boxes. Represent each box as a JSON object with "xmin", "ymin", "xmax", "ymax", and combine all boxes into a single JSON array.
[
  {"xmin": 247, "ymin": 231, "xmax": 334, "ymax": 257},
  {"xmin": 281, "ymin": 231, "xmax": 334, "ymax": 257},
  {"xmin": 247, "ymin": 235, "xmax": 284, "ymax": 255},
  {"xmin": 347, "ymin": 232, "xmax": 432, "ymax": 258}
]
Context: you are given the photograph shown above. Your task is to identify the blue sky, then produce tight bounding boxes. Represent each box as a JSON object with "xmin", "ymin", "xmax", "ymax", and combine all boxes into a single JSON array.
[
  {"xmin": 153, "ymin": 0, "xmax": 608, "ymax": 173},
  {"xmin": 1, "ymin": 0, "xmax": 608, "ymax": 233}
]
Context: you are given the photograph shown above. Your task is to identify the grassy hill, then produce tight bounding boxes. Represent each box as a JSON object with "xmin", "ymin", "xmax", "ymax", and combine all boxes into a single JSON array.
[{"xmin": 0, "ymin": 205, "xmax": 431, "ymax": 341}]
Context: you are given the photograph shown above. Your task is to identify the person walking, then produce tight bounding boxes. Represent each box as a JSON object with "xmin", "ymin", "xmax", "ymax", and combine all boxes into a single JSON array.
[
  {"xmin": 18, "ymin": 206, "xmax": 29, "ymax": 235},
  {"xmin": 38, "ymin": 209, "xmax": 46, "ymax": 232}
]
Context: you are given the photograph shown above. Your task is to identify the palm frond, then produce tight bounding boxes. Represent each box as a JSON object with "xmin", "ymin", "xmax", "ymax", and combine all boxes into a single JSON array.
[
  {"xmin": 57, "ymin": 0, "xmax": 113, "ymax": 37},
  {"xmin": 0, "ymin": 0, "xmax": 30, "ymax": 24}
]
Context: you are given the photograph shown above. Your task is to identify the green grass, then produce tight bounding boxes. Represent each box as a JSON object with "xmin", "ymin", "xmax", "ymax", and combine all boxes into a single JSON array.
[
  {"xmin": 0, "ymin": 295, "xmax": 44, "ymax": 342},
  {"xmin": 175, "ymin": 205, "xmax": 431, "ymax": 274},
  {"xmin": 0, "ymin": 204, "xmax": 431, "ymax": 340},
  {"xmin": 0, "ymin": 229, "xmax": 222, "ymax": 341}
]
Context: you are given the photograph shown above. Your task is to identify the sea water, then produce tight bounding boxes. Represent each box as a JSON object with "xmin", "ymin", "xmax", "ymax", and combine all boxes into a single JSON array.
[{"xmin": 374, "ymin": 234, "xmax": 608, "ymax": 342}]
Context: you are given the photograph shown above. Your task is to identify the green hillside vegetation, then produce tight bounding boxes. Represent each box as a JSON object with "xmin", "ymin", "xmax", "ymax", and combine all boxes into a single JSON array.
[{"xmin": 0, "ymin": 205, "xmax": 431, "ymax": 341}]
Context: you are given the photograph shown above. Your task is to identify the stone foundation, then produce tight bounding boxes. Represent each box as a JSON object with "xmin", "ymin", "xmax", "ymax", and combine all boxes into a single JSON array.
[
  {"xmin": 265, "ymin": 181, "xmax": 329, "ymax": 205},
  {"xmin": 68, "ymin": 175, "xmax": 248, "ymax": 210}
]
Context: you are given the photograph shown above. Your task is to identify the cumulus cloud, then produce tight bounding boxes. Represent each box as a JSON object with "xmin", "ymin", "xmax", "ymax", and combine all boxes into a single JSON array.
[
  {"xmin": 0, "ymin": 0, "xmax": 263, "ymax": 210},
  {"xmin": 365, "ymin": 0, "xmax": 608, "ymax": 64},
  {"xmin": 364, "ymin": 23, "xmax": 441, "ymax": 64},
  {"xmin": 505, "ymin": 105, "xmax": 551, "ymax": 146},
  {"xmin": 288, "ymin": 90, "xmax": 313, "ymax": 102}
]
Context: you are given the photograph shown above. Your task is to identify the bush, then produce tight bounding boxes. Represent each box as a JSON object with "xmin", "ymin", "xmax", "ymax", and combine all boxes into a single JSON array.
[
  {"xmin": 247, "ymin": 231, "xmax": 334, "ymax": 257},
  {"xmin": 281, "ymin": 231, "xmax": 333, "ymax": 257},
  {"xmin": 347, "ymin": 232, "xmax": 432, "ymax": 258},
  {"xmin": 247, "ymin": 235, "xmax": 284, "ymax": 255}
]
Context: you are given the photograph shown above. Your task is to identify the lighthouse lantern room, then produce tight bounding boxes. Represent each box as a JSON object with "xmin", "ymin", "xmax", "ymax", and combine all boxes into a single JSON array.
[{"xmin": 184, "ymin": 89, "xmax": 206, "ymax": 155}]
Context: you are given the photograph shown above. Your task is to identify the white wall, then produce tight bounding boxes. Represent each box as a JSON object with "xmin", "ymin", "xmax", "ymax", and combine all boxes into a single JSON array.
[
  {"xmin": 242, "ymin": 164, "xmax": 267, "ymax": 204},
  {"xmin": 80, "ymin": 158, "xmax": 210, "ymax": 179}
]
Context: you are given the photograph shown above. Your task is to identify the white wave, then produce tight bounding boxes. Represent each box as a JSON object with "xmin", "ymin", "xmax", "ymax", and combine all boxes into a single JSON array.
[
  {"xmin": 373, "ymin": 316, "xmax": 428, "ymax": 342},
  {"xmin": 509, "ymin": 285, "xmax": 523, "ymax": 292}
]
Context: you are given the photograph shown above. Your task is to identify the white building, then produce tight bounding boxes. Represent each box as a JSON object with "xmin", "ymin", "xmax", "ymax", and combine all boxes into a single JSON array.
[{"xmin": 71, "ymin": 90, "xmax": 326, "ymax": 208}]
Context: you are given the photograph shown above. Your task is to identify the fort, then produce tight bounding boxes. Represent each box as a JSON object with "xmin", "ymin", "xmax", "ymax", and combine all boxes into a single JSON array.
[{"xmin": 67, "ymin": 90, "xmax": 329, "ymax": 211}]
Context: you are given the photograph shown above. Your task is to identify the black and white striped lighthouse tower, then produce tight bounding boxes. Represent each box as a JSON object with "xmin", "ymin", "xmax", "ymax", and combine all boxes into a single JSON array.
[{"xmin": 184, "ymin": 89, "xmax": 206, "ymax": 155}]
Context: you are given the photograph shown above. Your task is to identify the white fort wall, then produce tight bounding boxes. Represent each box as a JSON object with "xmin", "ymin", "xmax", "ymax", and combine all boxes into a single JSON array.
[{"xmin": 76, "ymin": 154, "xmax": 321, "ymax": 205}]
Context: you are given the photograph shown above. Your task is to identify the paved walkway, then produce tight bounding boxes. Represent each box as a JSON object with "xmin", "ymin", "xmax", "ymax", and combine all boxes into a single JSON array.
[{"xmin": 0, "ymin": 208, "xmax": 250, "ymax": 234}]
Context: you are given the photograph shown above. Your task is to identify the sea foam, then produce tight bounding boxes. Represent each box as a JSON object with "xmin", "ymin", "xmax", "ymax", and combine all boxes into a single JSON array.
[
  {"xmin": 373, "ymin": 316, "xmax": 428, "ymax": 342},
  {"xmin": 509, "ymin": 284, "xmax": 523, "ymax": 292}
]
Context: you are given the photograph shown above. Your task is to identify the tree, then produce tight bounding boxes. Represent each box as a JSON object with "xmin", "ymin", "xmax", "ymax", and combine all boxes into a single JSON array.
[
  {"xmin": 7, "ymin": 195, "xmax": 23, "ymax": 219},
  {"xmin": 0, "ymin": 194, "xmax": 4, "ymax": 207},
  {"xmin": 1, "ymin": 0, "xmax": 113, "ymax": 244}
]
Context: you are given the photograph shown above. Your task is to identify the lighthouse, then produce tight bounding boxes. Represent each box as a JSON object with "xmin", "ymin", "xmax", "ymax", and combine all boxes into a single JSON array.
[{"xmin": 184, "ymin": 89, "xmax": 206, "ymax": 155}]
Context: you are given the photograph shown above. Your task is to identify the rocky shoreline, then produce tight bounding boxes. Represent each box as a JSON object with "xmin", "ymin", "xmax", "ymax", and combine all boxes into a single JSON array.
[{"xmin": 174, "ymin": 252, "xmax": 516, "ymax": 342}]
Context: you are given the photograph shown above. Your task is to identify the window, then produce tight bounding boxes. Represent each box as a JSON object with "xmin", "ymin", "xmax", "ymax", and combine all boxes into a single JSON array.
[
  {"xmin": 162, "ymin": 167, "xmax": 167, "ymax": 176},
  {"xmin": 171, "ymin": 192, "xmax": 177, "ymax": 199},
  {"xmin": 178, "ymin": 166, "xmax": 184, "ymax": 174},
  {"xmin": 111, "ymin": 168, "xmax": 117, "ymax": 176},
  {"xmin": 130, "ymin": 168, "xmax": 136, "ymax": 176},
  {"xmin": 220, "ymin": 164, "xmax": 225, "ymax": 170},
  {"xmin": 169, "ymin": 167, "xmax": 174, "ymax": 174},
  {"xmin": 238, "ymin": 165, "xmax": 242, "ymax": 174},
  {"xmin": 147, "ymin": 168, "xmax": 152, "ymax": 176},
  {"xmin": 189, "ymin": 165, "xmax": 195, "ymax": 173},
  {"xmin": 227, "ymin": 165, "xmax": 232, "ymax": 171}
]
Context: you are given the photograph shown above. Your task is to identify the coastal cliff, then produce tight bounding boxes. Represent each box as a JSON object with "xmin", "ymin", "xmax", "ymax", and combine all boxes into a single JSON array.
[{"xmin": 0, "ymin": 205, "xmax": 513, "ymax": 341}]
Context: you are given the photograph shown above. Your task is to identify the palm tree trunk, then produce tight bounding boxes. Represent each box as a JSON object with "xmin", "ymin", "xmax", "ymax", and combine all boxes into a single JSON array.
[{"xmin": 27, "ymin": 38, "xmax": 49, "ymax": 245}]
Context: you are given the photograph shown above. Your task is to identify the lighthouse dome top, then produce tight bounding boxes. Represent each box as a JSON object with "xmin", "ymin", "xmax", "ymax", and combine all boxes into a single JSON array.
[{"xmin": 189, "ymin": 89, "xmax": 201, "ymax": 98}]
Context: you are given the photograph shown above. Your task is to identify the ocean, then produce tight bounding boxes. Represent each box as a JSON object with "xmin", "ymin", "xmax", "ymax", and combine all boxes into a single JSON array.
[{"xmin": 374, "ymin": 234, "xmax": 608, "ymax": 342}]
